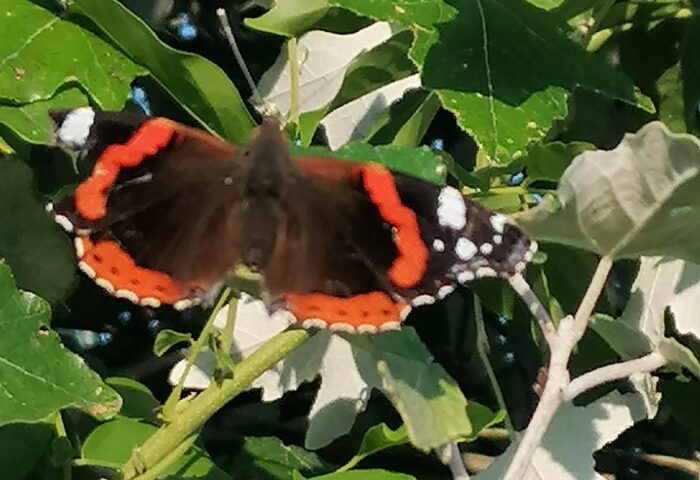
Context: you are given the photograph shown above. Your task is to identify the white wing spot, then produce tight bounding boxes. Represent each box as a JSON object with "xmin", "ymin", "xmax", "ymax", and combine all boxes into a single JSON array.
[
  {"xmin": 480, "ymin": 243, "xmax": 493, "ymax": 255},
  {"xmin": 357, "ymin": 324, "xmax": 379, "ymax": 335},
  {"xmin": 437, "ymin": 187, "xmax": 467, "ymax": 230},
  {"xmin": 173, "ymin": 299, "xmax": 193, "ymax": 310},
  {"xmin": 476, "ymin": 267, "xmax": 498, "ymax": 278},
  {"xmin": 95, "ymin": 278, "xmax": 115, "ymax": 294},
  {"xmin": 456, "ymin": 238, "xmax": 478, "ymax": 260},
  {"xmin": 328, "ymin": 322, "xmax": 356, "ymax": 333},
  {"xmin": 57, "ymin": 107, "xmax": 95, "ymax": 149},
  {"xmin": 412, "ymin": 295, "xmax": 436, "ymax": 307},
  {"xmin": 115, "ymin": 289, "xmax": 139, "ymax": 303},
  {"xmin": 493, "ymin": 234, "xmax": 503, "ymax": 245},
  {"xmin": 303, "ymin": 318, "xmax": 328, "ymax": 330},
  {"xmin": 490, "ymin": 214, "xmax": 508, "ymax": 234},
  {"xmin": 432, "ymin": 238, "xmax": 445, "ymax": 252},
  {"xmin": 140, "ymin": 297, "xmax": 161, "ymax": 308},
  {"xmin": 437, "ymin": 285, "xmax": 455, "ymax": 299},
  {"xmin": 457, "ymin": 271, "xmax": 475, "ymax": 283}
]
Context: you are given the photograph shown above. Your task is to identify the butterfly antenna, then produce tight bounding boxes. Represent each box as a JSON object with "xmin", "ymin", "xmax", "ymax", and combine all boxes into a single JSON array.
[{"xmin": 216, "ymin": 8, "xmax": 275, "ymax": 117}]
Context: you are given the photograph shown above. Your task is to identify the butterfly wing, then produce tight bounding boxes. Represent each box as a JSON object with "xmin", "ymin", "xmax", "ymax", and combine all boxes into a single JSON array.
[{"xmin": 50, "ymin": 108, "xmax": 247, "ymax": 307}]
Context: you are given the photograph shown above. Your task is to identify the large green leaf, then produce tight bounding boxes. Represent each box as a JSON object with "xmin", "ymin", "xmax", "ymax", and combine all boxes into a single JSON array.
[
  {"xmin": 295, "ymin": 470, "xmax": 415, "ymax": 480},
  {"xmin": 292, "ymin": 142, "xmax": 446, "ymax": 184},
  {"xmin": 517, "ymin": 122, "xmax": 700, "ymax": 262},
  {"xmin": 0, "ymin": 0, "xmax": 144, "ymax": 107},
  {"xmin": 67, "ymin": 0, "xmax": 255, "ymax": 143},
  {"xmin": 0, "ymin": 157, "xmax": 75, "ymax": 304},
  {"xmin": 245, "ymin": 0, "xmax": 330, "ymax": 37},
  {"xmin": 0, "ymin": 262, "xmax": 121, "ymax": 425},
  {"xmin": 229, "ymin": 437, "xmax": 327, "ymax": 480},
  {"xmin": 82, "ymin": 418, "xmax": 231, "ymax": 479},
  {"xmin": 371, "ymin": 330, "xmax": 471, "ymax": 450},
  {"xmin": 681, "ymin": 17, "xmax": 700, "ymax": 135},
  {"xmin": 331, "ymin": 0, "xmax": 641, "ymax": 164},
  {"xmin": 0, "ymin": 420, "xmax": 53, "ymax": 480},
  {"xmin": 0, "ymin": 88, "xmax": 87, "ymax": 144}
]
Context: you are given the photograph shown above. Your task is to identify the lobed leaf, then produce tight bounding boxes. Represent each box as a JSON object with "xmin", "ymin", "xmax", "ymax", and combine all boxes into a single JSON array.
[
  {"xmin": 0, "ymin": 262, "xmax": 121, "ymax": 425},
  {"xmin": 517, "ymin": 122, "xmax": 700, "ymax": 262},
  {"xmin": 67, "ymin": 0, "xmax": 255, "ymax": 143},
  {"xmin": 0, "ymin": 157, "xmax": 75, "ymax": 304},
  {"xmin": 170, "ymin": 296, "xmax": 470, "ymax": 451},
  {"xmin": 475, "ymin": 392, "xmax": 648, "ymax": 480},
  {"xmin": 81, "ymin": 418, "xmax": 231, "ymax": 479},
  {"xmin": 0, "ymin": 88, "xmax": 87, "ymax": 144},
  {"xmin": 331, "ymin": 0, "xmax": 642, "ymax": 163},
  {"xmin": 0, "ymin": 0, "xmax": 144, "ymax": 107},
  {"xmin": 245, "ymin": 0, "xmax": 330, "ymax": 37}
]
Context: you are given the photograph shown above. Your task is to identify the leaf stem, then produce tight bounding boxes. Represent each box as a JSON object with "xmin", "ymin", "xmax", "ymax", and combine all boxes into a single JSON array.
[
  {"xmin": 288, "ymin": 37, "xmax": 300, "ymax": 126},
  {"xmin": 564, "ymin": 352, "xmax": 666, "ymax": 401},
  {"xmin": 130, "ymin": 434, "xmax": 197, "ymax": 480},
  {"xmin": 508, "ymin": 274, "xmax": 557, "ymax": 348},
  {"xmin": 447, "ymin": 442, "xmax": 470, "ymax": 480},
  {"xmin": 161, "ymin": 288, "xmax": 231, "ymax": 422},
  {"xmin": 473, "ymin": 293, "xmax": 515, "ymax": 437},
  {"xmin": 572, "ymin": 256, "xmax": 613, "ymax": 335},
  {"xmin": 121, "ymin": 328, "xmax": 312, "ymax": 479},
  {"xmin": 220, "ymin": 296, "xmax": 238, "ymax": 358}
]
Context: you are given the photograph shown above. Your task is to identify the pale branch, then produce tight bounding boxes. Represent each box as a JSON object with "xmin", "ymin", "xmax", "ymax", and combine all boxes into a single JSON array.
[
  {"xmin": 508, "ymin": 273, "xmax": 557, "ymax": 347},
  {"xmin": 448, "ymin": 442, "xmax": 471, "ymax": 480},
  {"xmin": 564, "ymin": 352, "xmax": 667, "ymax": 401},
  {"xmin": 502, "ymin": 256, "xmax": 616, "ymax": 480}
]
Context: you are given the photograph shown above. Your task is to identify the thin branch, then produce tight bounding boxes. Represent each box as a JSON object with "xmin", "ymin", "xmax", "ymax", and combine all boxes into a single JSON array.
[
  {"xmin": 448, "ymin": 442, "xmax": 470, "ymax": 480},
  {"xmin": 572, "ymin": 255, "xmax": 613, "ymax": 335},
  {"xmin": 564, "ymin": 352, "xmax": 667, "ymax": 401},
  {"xmin": 508, "ymin": 273, "xmax": 557, "ymax": 347},
  {"xmin": 501, "ymin": 255, "xmax": 615, "ymax": 479},
  {"xmin": 473, "ymin": 293, "xmax": 515, "ymax": 436}
]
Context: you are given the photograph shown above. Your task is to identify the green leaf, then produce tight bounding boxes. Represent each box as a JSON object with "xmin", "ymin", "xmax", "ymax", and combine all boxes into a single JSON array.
[
  {"xmin": 340, "ymin": 424, "xmax": 408, "ymax": 471},
  {"xmin": 0, "ymin": 157, "xmax": 75, "ymax": 304},
  {"xmin": 230, "ymin": 437, "xmax": 327, "ymax": 480},
  {"xmin": 517, "ymin": 122, "xmax": 700, "ymax": 261},
  {"xmin": 524, "ymin": 141, "xmax": 595, "ymax": 183},
  {"xmin": 0, "ymin": 0, "xmax": 144, "ymax": 107},
  {"xmin": 68, "ymin": 0, "xmax": 255, "ymax": 143},
  {"xmin": 245, "ymin": 0, "xmax": 329, "ymax": 37},
  {"xmin": 371, "ymin": 330, "xmax": 471, "ymax": 451},
  {"xmin": 332, "ymin": 0, "xmax": 641, "ymax": 163},
  {"xmin": 370, "ymin": 91, "xmax": 441, "ymax": 147},
  {"xmin": 0, "ymin": 135, "xmax": 14, "ymax": 154},
  {"xmin": 590, "ymin": 314, "xmax": 654, "ymax": 358},
  {"xmin": 681, "ymin": 17, "xmax": 700, "ymax": 136},
  {"xmin": 82, "ymin": 418, "xmax": 231, "ymax": 480},
  {"xmin": 106, "ymin": 377, "xmax": 159, "ymax": 422},
  {"xmin": 0, "ymin": 262, "xmax": 121, "ymax": 424},
  {"xmin": 0, "ymin": 88, "xmax": 88, "ymax": 144},
  {"xmin": 0, "ymin": 420, "xmax": 54, "ymax": 480},
  {"xmin": 153, "ymin": 329, "xmax": 192, "ymax": 357},
  {"xmin": 296, "ymin": 470, "xmax": 416, "ymax": 480},
  {"xmin": 292, "ymin": 143, "xmax": 446, "ymax": 184},
  {"xmin": 464, "ymin": 401, "xmax": 504, "ymax": 441}
]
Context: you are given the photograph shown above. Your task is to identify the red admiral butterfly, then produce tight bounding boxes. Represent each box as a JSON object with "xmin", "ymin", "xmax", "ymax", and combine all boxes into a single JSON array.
[{"xmin": 47, "ymin": 108, "xmax": 537, "ymax": 334}]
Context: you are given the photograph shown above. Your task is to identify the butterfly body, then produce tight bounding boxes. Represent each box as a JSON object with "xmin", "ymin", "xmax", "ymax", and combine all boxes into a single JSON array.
[{"xmin": 48, "ymin": 108, "xmax": 536, "ymax": 333}]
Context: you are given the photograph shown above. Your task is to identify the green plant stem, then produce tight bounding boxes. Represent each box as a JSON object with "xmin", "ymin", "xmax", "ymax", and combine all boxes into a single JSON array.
[
  {"xmin": 288, "ymin": 37, "xmax": 300, "ymax": 126},
  {"xmin": 54, "ymin": 413, "xmax": 71, "ymax": 480},
  {"xmin": 162, "ymin": 288, "xmax": 231, "ymax": 421},
  {"xmin": 220, "ymin": 296, "xmax": 238, "ymax": 356},
  {"xmin": 473, "ymin": 293, "xmax": 515, "ymax": 438},
  {"xmin": 121, "ymin": 328, "xmax": 312, "ymax": 479},
  {"xmin": 73, "ymin": 459, "xmax": 122, "ymax": 469},
  {"xmin": 131, "ymin": 434, "xmax": 197, "ymax": 480}
]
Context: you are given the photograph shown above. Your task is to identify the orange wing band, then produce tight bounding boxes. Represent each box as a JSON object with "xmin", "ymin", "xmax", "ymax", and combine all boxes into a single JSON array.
[
  {"xmin": 74, "ymin": 118, "xmax": 178, "ymax": 221},
  {"xmin": 359, "ymin": 165, "xmax": 428, "ymax": 289},
  {"xmin": 283, "ymin": 292, "xmax": 408, "ymax": 334},
  {"xmin": 74, "ymin": 236, "xmax": 200, "ymax": 308}
]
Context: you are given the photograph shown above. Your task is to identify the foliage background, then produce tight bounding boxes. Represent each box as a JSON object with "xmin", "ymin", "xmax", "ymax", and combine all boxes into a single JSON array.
[{"xmin": 1, "ymin": 0, "xmax": 700, "ymax": 479}]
